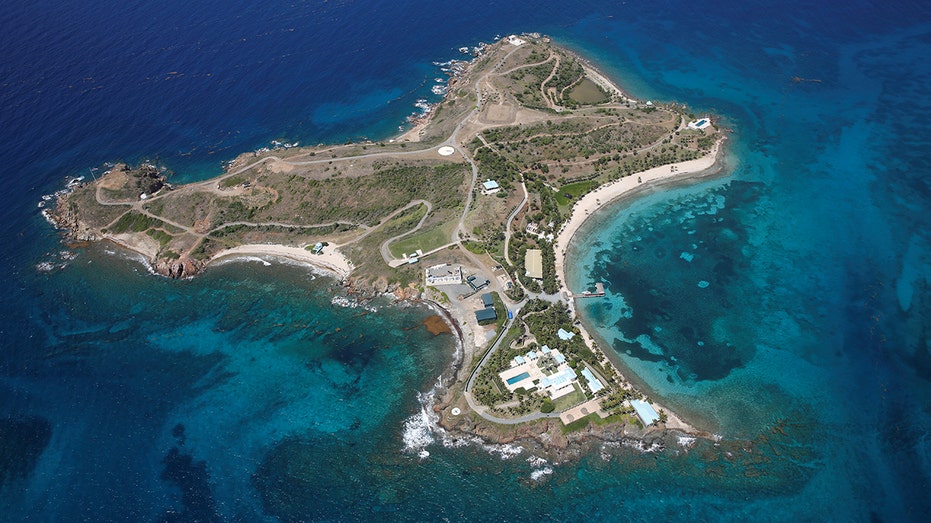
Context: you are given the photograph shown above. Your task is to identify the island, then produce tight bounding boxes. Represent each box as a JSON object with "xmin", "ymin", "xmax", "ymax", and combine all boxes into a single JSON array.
[{"xmin": 48, "ymin": 34, "xmax": 726, "ymax": 452}]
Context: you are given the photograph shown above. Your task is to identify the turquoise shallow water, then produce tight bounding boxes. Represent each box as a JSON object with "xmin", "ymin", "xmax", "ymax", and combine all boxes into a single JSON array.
[
  {"xmin": 3, "ymin": 246, "xmax": 458, "ymax": 520},
  {"xmin": 2, "ymin": 0, "xmax": 930, "ymax": 520},
  {"xmin": 564, "ymin": 8, "xmax": 931, "ymax": 518}
]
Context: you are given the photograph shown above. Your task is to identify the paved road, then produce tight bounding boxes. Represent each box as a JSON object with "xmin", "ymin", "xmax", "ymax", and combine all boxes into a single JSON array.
[
  {"xmin": 502, "ymin": 181, "xmax": 527, "ymax": 267},
  {"xmin": 461, "ymin": 307, "xmax": 564, "ymax": 425},
  {"xmin": 446, "ymin": 43, "xmax": 526, "ymax": 243}
]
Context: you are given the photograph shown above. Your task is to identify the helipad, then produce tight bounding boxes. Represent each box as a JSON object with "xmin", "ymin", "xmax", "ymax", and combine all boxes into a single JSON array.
[{"xmin": 438, "ymin": 146, "xmax": 455, "ymax": 156}]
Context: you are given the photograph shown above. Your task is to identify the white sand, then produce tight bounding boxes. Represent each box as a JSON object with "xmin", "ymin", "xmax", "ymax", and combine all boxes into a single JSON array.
[
  {"xmin": 547, "ymin": 143, "xmax": 723, "ymax": 436},
  {"xmin": 582, "ymin": 64, "xmax": 629, "ymax": 102},
  {"xmin": 554, "ymin": 141, "xmax": 723, "ymax": 296},
  {"xmin": 212, "ymin": 244, "xmax": 352, "ymax": 279}
]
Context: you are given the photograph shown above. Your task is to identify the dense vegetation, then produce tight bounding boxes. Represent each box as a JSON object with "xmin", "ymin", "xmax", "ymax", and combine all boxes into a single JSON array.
[
  {"xmin": 472, "ymin": 299, "xmax": 620, "ymax": 416},
  {"xmin": 265, "ymin": 163, "xmax": 467, "ymax": 226}
]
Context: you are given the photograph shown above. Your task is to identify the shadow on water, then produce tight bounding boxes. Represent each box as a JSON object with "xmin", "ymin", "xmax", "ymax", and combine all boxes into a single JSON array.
[
  {"xmin": 0, "ymin": 416, "xmax": 52, "ymax": 488},
  {"xmin": 590, "ymin": 181, "xmax": 765, "ymax": 383},
  {"xmin": 157, "ymin": 424, "xmax": 222, "ymax": 523}
]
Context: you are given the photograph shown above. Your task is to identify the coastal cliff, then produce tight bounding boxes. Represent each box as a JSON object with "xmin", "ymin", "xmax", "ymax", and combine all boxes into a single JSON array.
[{"xmin": 48, "ymin": 165, "xmax": 209, "ymax": 279}]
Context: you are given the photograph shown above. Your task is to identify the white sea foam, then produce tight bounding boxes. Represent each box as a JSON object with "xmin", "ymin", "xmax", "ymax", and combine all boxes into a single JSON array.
[
  {"xmin": 101, "ymin": 246, "xmax": 157, "ymax": 275},
  {"xmin": 40, "ymin": 209, "xmax": 57, "ymax": 226},
  {"xmin": 399, "ymin": 310, "xmax": 539, "ymax": 461},
  {"xmin": 213, "ymin": 253, "xmax": 338, "ymax": 280},
  {"xmin": 618, "ymin": 438, "xmax": 665, "ymax": 453},
  {"xmin": 600, "ymin": 445, "xmax": 613, "ymax": 461},
  {"xmin": 331, "ymin": 295, "xmax": 361, "ymax": 309},
  {"xmin": 401, "ymin": 390, "xmax": 440, "ymax": 453},
  {"xmin": 212, "ymin": 255, "xmax": 271, "ymax": 267},
  {"xmin": 35, "ymin": 261, "xmax": 57, "ymax": 272},
  {"xmin": 677, "ymin": 435, "xmax": 697, "ymax": 450},
  {"xmin": 402, "ymin": 373, "xmax": 529, "ymax": 461},
  {"xmin": 530, "ymin": 467, "xmax": 553, "ymax": 481},
  {"xmin": 526, "ymin": 455, "xmax": 548, "ymax": 467},
  {"xmin": 483, "ymin": 443, "xmax": 523, "ymax": 459}
]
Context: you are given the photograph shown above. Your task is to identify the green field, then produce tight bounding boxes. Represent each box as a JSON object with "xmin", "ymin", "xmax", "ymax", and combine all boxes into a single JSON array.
[
  {"xmin": 553, "ymin": 383, "xmax": 587, "ymax": 412},
  {"xmin": 568, "ymin": 78, "xmax": 608, "ymax": 105},
  {"xmin": 387, "ymin": 220, "xmax": 455, "ymax": 258},
  {"xmin": 554, "ymin": 179, "xmax": 600, "ymax": 207}
]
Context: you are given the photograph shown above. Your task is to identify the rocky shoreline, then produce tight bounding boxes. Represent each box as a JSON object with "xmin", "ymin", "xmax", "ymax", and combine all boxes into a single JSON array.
[
  {"xmin": 46, "ymin": 175, "xmax": 709, "ymax": 457},
  {"xmin": 42, "ymin": 33, "xmax": 721, "ymax": 455},
  {"xmin": 48, "ymin": 200, "xmax": 206, "ymax": 279}
]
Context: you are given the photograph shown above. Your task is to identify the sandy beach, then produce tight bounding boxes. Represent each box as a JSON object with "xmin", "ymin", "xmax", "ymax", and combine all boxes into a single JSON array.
[
  {"xmin": 547, "ymin": 141, "xmax": 724, "ymax": 437},
  {"xmin": 396, "ymin": 119, "xmax": 429, "ymax": 142},
  {"xmin": 211, "ymin": 244, "xmax": 353, "ymax": 279},
  {"xmin": 580, "ymin": 63, "xmax": 633, "ymax": 104},
  {"xmin": 554, "ymin": 141, "xmax": 724, "ymax": 298}
]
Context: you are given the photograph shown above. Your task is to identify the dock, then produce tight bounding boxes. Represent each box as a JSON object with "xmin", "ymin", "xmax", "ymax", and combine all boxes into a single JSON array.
[{"xmin": 572, "ymin": 282, "xmax": 605, "ymax": 298}]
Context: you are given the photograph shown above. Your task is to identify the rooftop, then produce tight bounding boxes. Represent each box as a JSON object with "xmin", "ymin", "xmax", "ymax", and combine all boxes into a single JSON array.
[
  {"xmin": 481, "ymin": 292, "xmax": 495, "ymax": 308},
  {"xmin": 538, "ymin": 367, "xmax": 576, "ymax": 389},
  {"xmin": 630, "ymin": 399, "xmax": 659, "ymax": 426},
  {"xmin": 499, "ymin": 347, "xmax": 580, "ymax": 400},
  {"xmin": 475, "ymin": 308, "xmax": 497, "ymax": 322},
  {"xmin": 580, "ymin": 367, "xmax": 604, "ymax": 393},
  {"xmin": 525, "ymin": 249, "xmax": 543, "ymax": 279},
  {"xmin": 557, "ymin": 328, "xmax": 575, "ymax": 341}
]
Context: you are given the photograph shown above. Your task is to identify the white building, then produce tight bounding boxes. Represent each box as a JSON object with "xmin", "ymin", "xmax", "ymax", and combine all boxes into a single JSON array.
[
  {"xmin": 498, "ymin": 346, "xmax": 580, "ymax": 400},
  {"xmin": 557, "ymin": 328, "xmax": 576, "ymax": 341},
  {"xmin": 688, "ymin": 117, "xmax": 712, "ymax": 130},
  {"xmin": 482, "ymin": 179, "xmax": 501, "ymax": 195},
  {"xmin": 425, "ymin": 263, "xmax": 463, "ymax": 286}
]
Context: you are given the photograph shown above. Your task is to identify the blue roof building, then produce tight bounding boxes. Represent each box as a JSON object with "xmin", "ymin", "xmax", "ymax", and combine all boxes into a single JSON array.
[
  {"xmin": 630, "ymin": 399, "xmax": 660, "ymax": 426},
  {"xmin": 538, "ymin": 367, "xmax": 576, "ymax": 389},
  {"xmin": 580, "ymin": 367, "xmax": 604, "ymax": 393},
  {"xmin": 557, "ymin": 328, "xmax": 575, "ymax": 341},
  {"xmin": 481, "ymin": 293, "xmax": 495, "ymax": 308},
  {"xmin": 475, "ymin": 308, "xmax": 497, "ymax": 323}
]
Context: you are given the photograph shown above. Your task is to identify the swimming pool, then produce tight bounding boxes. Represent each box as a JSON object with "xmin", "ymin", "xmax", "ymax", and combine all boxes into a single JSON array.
[
  {"xmin": 506, "ymin": 372, "xmax": 530, "ymax": 385},
  {"xmin": 695, "ymin": 119, "xmax": 707, "ymax": 126}
]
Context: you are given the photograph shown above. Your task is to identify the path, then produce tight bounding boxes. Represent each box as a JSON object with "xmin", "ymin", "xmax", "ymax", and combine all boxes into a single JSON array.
[{"xmin": 379, "ymin": 200, "xmax": 432, "ymax": 264}]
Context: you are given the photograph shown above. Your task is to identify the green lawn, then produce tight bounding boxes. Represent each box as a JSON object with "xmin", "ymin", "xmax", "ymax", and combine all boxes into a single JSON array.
[
  {"xmin": 568, "ymin": 78, "xmax": 608, "ymax": 105},
  {"xmin": 554, "ymin": 179, "xmax": 600, "ymax": 207},
  {"xmin": 387, "ymin": 220, "xmax": 455, "ymax": 258},
  {"xmin": 553, "ymin": 383, "xmax": 586, "ymax": 412}
]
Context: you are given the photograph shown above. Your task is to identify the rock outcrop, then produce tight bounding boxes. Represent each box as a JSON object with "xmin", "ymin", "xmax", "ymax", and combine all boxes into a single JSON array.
[
  {"xmin": 154, "ymin": 257, "xmax": 205, "ymax": 279},
  {"xmin": 48, "ymin": 198, "xmax": 98, "ymax": 242}
]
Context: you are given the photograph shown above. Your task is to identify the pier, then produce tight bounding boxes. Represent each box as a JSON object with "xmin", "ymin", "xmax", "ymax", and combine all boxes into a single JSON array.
[{"xmin": 572, "ymin": 282, "xmax": 605, "ymax": 298}]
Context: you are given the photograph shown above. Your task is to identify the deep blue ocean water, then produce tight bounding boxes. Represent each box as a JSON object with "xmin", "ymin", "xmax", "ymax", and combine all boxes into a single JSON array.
[{"xmin": 2, "ymin": 0, "xmax": 931, "ymax": 521}]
